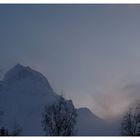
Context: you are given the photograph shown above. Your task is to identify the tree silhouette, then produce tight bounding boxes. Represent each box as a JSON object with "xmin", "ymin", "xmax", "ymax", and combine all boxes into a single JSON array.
[
  {"xmin": 121, "ymin": 103, "xmax": 140, "ymax": 136},
  {"xmin": 42, "ymin": 96, "xmax": 77, "ymax": 136},
  {"xmin": 0, "ymin": 127, "xmax": 8, "ymax": 136}
]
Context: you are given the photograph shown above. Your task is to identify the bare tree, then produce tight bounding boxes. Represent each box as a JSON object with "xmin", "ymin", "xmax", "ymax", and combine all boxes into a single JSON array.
[
  {"xmin": 121, "ymin": 103, "xmax": 140, "ymax": 136},
  {"xmin": 42, "ymin": 96, "xmax": 77, "ymax": 136}
]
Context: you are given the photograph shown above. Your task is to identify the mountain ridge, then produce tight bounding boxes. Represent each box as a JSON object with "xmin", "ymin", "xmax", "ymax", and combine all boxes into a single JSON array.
[{"xmin": 0, "ymin": 64, "xmax": 118, "ymax": 135}]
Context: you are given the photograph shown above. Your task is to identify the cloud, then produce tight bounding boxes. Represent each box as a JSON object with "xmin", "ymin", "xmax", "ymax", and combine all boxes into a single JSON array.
[{"xmin": 89, "ymin": 76, "xmax": 140, "ymax": 120}]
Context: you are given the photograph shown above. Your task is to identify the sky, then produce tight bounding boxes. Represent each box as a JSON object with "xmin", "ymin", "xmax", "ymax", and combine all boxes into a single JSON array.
[{"xmin": 1, "ymin": 4, "xmax": 140, "ymax": 120}]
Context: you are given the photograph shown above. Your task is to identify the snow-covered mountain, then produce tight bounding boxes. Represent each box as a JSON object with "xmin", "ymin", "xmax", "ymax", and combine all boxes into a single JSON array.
[
  {"xmin": 0, "ymin": 64, "xmax": 59, "ymax": 135},
  {"xmin": 0, "ymin": 64, "xmax": 119, "ymax": 135},
  {"xmin": 3, "ymin": 64, "xmax": 54, "ymax": 96}
]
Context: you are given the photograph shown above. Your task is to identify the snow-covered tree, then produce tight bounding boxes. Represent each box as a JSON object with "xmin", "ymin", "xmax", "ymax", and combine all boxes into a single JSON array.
[{"xmin": 42, "ymin": 96, "xmax": 77, "ymax": 136}]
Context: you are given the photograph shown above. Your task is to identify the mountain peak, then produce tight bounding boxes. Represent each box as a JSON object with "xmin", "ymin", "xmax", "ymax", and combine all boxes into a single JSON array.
[
  {"xmin": 4, "ymin": 64, "xmax": 28, "ymax": 81},
  {"xmin": 3, "ymin": 64, "xmax": 53, "ymax": 94},
  {"xmin": 77, "ymin": 107, "xmax": 102, "ymax": 121},
  {"xmin": 14, "ymin": 63, "xmax": 25, "ymax": 69},
  {"xmin": 8, "ymin": 63, "xmax": 26, "ymax": 74}
]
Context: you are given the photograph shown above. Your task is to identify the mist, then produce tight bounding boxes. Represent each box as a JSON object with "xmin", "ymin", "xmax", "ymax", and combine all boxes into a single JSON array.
[{"xmin": 0, "ymin": 4, "xmax": 140, "ymax": 120}]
